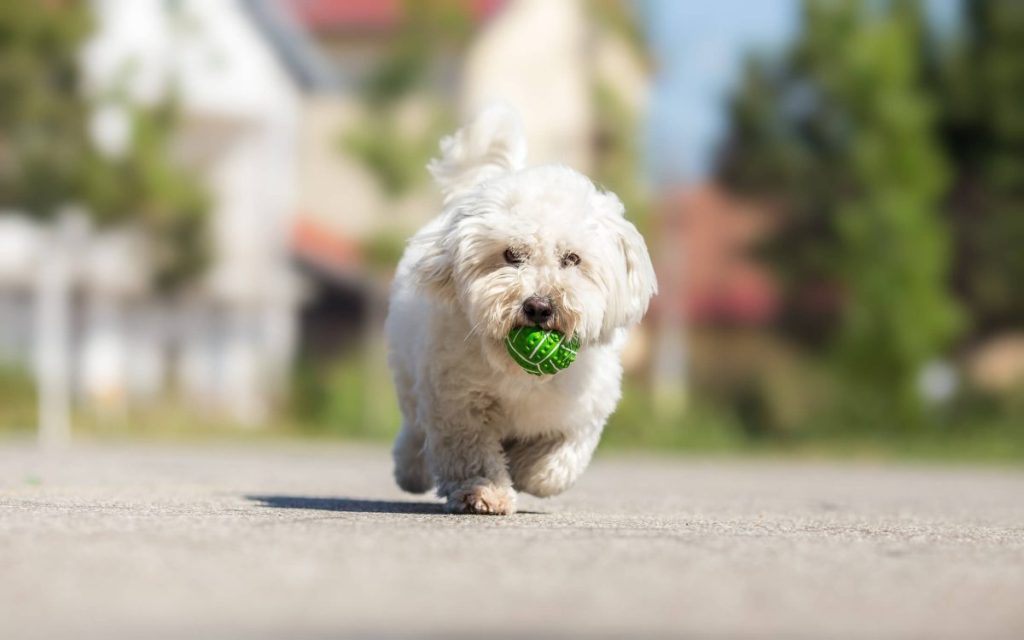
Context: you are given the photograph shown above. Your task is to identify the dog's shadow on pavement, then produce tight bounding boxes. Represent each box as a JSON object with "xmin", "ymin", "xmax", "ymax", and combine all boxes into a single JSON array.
[
  {"xmin": 246, "ymin": 495, "xmax": 546, "ymax": 515},
  {"xmin": 246, "ymin": 495, "xmax": 445, "ymax": 514}
]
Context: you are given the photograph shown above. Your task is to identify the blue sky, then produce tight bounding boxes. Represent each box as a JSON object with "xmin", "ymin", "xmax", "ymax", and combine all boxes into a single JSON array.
[
  {"xmin": 641, "ymin": 0, "xmax": 962, "ymax": 186},
  {"xmin": 642, "ymin": 0, "xmax": 799, "ymax": 185}
]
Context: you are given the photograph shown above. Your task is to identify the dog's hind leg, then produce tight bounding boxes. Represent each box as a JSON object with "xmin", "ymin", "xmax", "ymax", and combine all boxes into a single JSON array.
[{"xmin": 392, "ymin": 421, "xmax": 432, "ymax": 494}]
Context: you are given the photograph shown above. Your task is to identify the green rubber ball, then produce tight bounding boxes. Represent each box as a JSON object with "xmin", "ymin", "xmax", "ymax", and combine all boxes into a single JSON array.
[{"xmin": 505, "ymin": 326, "xmax": 581, "ymax": 376}]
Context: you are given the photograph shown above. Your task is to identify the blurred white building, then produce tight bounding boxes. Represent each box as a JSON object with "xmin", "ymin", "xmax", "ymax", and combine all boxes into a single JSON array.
[
  {"xmin": 0, "ymin": 0, "xmax": 648, "ymax": 427},
  {"xmin": 2, "ymin": 0, "xmax": 309, "ymax": 425}
]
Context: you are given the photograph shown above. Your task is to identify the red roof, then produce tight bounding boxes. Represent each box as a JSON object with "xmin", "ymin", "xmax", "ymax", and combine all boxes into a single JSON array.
[
  {"xmin": 286, "ymin": 0, "xmax": 506, "ymax": 33},
  {"xmin": 286, "ymin": 0, "xmax": 400, "ymax": 31},
  {"xmin": 291, "ymin": 217, "xmax": 361, "ymax": 276}
]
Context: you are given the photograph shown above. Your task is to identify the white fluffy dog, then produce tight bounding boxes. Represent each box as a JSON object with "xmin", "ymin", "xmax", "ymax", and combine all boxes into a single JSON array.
[{"xmin": 386, "ymin": 105, "xmax": 657, "ymax": 515}]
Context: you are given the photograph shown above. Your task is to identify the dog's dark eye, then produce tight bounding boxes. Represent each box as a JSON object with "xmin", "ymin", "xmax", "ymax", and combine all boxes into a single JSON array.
[
  {"xmin": 561, "ymin": 252, "xmax": 581, "ymax": 268},
  {"xmin": 504, "ymin": 248, "xmax": 524, "ymax": 265}
]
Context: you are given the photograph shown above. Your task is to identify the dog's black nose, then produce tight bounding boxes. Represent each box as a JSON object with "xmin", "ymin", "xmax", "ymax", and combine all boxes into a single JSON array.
[{"xmin": 522, "ymin": 296, "xmax": 554, "ymax": 325}]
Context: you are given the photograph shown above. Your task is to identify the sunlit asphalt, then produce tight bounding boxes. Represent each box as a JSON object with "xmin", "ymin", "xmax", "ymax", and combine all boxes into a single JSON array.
[{"xmin": 1, "ymin": 441, "xmax": 1022, "ymax": 639}]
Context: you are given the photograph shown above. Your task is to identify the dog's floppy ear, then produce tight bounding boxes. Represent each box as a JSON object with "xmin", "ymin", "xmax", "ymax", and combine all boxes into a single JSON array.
[
  {"xmin": 428, "ymin": 104, "xmax": 526, "ymax": 203},
  {"xmin": 597, "ymin": 192, "xmax": 658, "ymax": 336},
  {"xmin": 406, "ymin": 211, "xmax": 460, "ymax": 303}
]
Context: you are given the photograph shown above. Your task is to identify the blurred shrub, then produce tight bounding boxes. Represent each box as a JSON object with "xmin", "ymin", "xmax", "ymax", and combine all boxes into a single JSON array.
[
  {"xmin": 362, "ymin": 231, "xmax": 409, "ymax": 273},
  {"xmin": 291, "ymin": 346, "xmax": 400, "ymax": 440},
  {"xmin": 0, "ymin": 367, "xmax": 36, "ymax": 432},
  {"xmin": 342, "ymin": 109, "xmax": 452, "ymax": 198},
  {"xmin": 686, "ymin": 330, "xmax": 830, "ymax": 437},
  {"xmin": 602, "ymin": 380, "xmax": 749, "ymax": 452}
]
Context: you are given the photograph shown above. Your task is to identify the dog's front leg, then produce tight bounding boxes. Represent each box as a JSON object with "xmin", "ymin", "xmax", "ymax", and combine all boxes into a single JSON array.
[
  {"xmin": 505, "ymin": 425, "xmax": 602, "ymax": 498},
  {"xmin": 426, "ymin": 413, "xmax": 516, "ymax": 515}
]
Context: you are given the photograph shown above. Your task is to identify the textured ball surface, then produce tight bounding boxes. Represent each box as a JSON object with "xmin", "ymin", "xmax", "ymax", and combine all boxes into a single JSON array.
[{"xmin": 505, "ymin": 326, "xmax": 581, "ymax": 376}]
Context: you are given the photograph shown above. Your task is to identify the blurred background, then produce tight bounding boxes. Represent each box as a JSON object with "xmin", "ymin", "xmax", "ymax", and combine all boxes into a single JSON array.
[{"xmin": 0, "ymin": 0, "xmax": 1021, "ymax": 461}]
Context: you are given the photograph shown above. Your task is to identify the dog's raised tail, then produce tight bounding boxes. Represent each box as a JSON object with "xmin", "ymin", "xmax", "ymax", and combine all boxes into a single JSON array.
[{"xmin": 428, "ymin": 104, "xmax": 526, "ymax": 203}]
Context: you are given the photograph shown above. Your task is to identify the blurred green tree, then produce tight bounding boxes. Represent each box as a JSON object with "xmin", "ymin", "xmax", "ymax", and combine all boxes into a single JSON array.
[
  {"xmin": 933, "ymin": 0, "xmax": 1024, "ymax": 339},
  {"xmin": 717, "ymin": 0, "xmax": 962, "ymax": 422},
  {"xmin": 341, "ymin": 1, "xmax": 474, "ymax": 199},
  {"xmin": 0, "ymin": 0, "xmax": 92, "ymax": 217},
  {"xmin": 589, "ymin": 0, "xmax": 653, "ymax": 235},
  {"xmin": 0, "ymin": 0, "xmax": 208, "ymax": 289}
]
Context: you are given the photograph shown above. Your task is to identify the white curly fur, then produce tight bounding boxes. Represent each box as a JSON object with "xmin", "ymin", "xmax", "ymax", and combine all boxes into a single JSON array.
[{"xmin": 386, "ymin": 105, "xmax": 657, "ymax": 515}]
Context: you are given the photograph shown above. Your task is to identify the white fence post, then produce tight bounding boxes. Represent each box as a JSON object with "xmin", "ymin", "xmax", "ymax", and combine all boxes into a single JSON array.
[{"xmin": 35, "ymin": 210, "xmax": 88, "ymax": 449}]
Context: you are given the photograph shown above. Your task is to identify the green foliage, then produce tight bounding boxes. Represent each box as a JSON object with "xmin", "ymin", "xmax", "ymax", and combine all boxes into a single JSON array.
[
  {"xmin": 718, "ymin": 0, "xmax": 963, "ymax": 422},
  {"xmin": 341, "ymin": 111, "xmax": 452, "ymax": 198},
  {"xmin": 586, "ymin": 4, "xmax": 653, "ymax": 236},
  {"xmin": 342, "ymin": 1, "xmax": 473, "ymax": 199},
  {"xmin": 291, "ymin": 348, "xmax": 400, "ymax": 440},
  {"xmin": 0, "ymin": 367, "xmax": 36, "ymax": 432},
  {"xmin": 0, "ymin": 0, "xmax": 94, "ymax": 215},
  {"xmin": 934, "ymin": 0, "xmax": 1024, "ymax": 335},
  {"xmin": 603, "ymin": 369, "xmax": 1024, "ymax": 463},
  {"xmin": 589, "ymin": 0, "xmax": 650, "ymax": 61},
  {"xmin": 0, "ymin": 0, "xmax": 209, "ymax": 289},
  {"xmin": 361, "ymin": 2, "xmax": 474, "ymax": 107},
  {"xmin": 602, "ymin": 381, "xmax": 749, "ymax": 451},
  {"xmin": 80, "ymin": 104, "xmax": 210, "ymax": 289},
  {"xmin": 829, "ymin": 2, "xmax": 962, "ymax": 416},
  {"xmin": 593, "ymin": 82, "xmax": 652, "ymax": 235},
  {"xmin": 362, "ymin": 230, "xmax": 409, "ymax": 272}
]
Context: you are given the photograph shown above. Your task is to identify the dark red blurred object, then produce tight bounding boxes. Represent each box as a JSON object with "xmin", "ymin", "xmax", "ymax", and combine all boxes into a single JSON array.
[{"xmin": 656, "ymin": 184, "xmax": 779, "ymax": 326}]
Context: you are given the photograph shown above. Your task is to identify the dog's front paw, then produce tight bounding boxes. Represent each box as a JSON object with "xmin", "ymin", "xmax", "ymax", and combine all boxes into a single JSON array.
[{"xmin": 445, "ymin": 480, "xmax": 516, "ymax": 515}]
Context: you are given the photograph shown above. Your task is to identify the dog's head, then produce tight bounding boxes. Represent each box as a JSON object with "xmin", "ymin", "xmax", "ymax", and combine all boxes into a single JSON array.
[{"xmin": 409, "ymin": 106, "xmax": 657, "ymax": 353}]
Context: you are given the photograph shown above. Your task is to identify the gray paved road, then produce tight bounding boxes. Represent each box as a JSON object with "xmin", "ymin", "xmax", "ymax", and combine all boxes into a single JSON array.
[{"xmin": 1, "ymin": 441, "xmax": 1023, "ymax": 639}]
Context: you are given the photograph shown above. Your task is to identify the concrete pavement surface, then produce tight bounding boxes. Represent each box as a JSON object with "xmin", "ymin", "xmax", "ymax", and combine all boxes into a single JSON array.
[{"xmin": 1, "ymin": 441, "xmax": 1023, "ymax": 639}]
